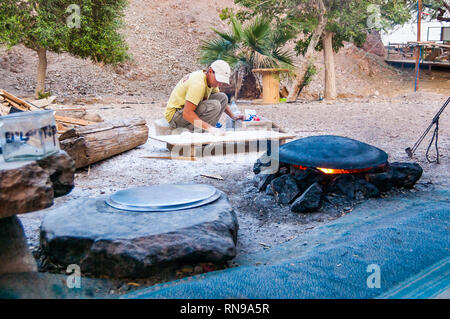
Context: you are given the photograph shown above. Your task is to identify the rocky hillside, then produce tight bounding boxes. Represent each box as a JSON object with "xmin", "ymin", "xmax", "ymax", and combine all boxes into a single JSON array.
[{"xmin": 0, "ymin": 0, "xmax": 448, "ymax": 102}]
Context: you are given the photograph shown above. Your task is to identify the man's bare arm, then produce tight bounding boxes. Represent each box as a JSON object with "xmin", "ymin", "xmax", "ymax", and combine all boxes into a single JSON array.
[
  {"xmin": 182, "ymin": 100, "xmax": 212, "ymax": 130},
  {"xmin": 224, "ymin": 105, "xmax": 244, "ymax": 121}
]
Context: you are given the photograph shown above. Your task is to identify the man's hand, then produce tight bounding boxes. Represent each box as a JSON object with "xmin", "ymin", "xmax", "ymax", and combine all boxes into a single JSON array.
[
  {"xmin": 232, "ymin": 114, "xmax": 245, "ymax": 121},
  {"xmin": 207, "ymin": 127, "xmax": 226, "ymax": 136}
]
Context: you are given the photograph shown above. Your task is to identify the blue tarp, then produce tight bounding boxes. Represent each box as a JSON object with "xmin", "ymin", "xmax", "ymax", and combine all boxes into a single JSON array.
[{"xmin": 124, "ymin": 188, "xmax": 450, "ymax": 299}]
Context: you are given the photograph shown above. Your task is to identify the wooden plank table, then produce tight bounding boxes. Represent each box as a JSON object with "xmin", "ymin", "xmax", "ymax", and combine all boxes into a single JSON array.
[{"xmin": 149, "ymin": 130, "xmax": 296, "ymax": 159}]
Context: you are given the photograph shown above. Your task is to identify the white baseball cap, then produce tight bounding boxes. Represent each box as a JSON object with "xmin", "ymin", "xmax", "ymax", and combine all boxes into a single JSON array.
[{"xmin": 210, "ymin": 60, "xmax": 231, "ymax": 85}]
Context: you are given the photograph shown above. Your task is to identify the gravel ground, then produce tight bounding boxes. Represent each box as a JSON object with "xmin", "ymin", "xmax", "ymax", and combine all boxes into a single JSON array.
[
  {"xmin": 11, "ymin": 90, "xmax": 447, "ymax": 294},
  {"xmin": 1, "ymin": 0, "xmax": 448, "ymax": 294},
  {"xmin": 19, "ymin": 91, "xmax": 449, "ymax": 263}
]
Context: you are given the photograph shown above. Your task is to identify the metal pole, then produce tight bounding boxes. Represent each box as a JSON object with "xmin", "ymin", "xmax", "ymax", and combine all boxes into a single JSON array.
[{"xmin": 414, "ymin": 0, "xmax": 422, "ymax": 91}]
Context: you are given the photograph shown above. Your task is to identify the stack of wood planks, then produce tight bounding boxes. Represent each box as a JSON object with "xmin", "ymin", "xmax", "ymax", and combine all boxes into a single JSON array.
[
  {"xmin": 0, "ymin": 89, "xmax": 39, "ymax": 115},
  {"xmin": 0, "ymin": 89, "xmax": 99, "ymax": 133}
]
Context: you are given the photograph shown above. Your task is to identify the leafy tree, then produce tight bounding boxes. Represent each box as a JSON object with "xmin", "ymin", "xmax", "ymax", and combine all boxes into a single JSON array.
[
  {"xmin": 233, "ymin": 0, "xmax": 415, "ymax": 100},
  {"xmin": 0, "ymin": 0, "xmax": 129, "ymax": 98},
  {"xmin": 418, "ymin": 0, "xmax": 450, "ymax": 22},
  {"xmin": 199, "ymin": 15, "xmax": 295, "ymax": 99}
]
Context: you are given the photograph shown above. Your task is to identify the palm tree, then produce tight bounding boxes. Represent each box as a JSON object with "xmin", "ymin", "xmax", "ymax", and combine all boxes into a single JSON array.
[{"xmin": 199, "ymin": 15, "xmax": 295, "ymax": 100}]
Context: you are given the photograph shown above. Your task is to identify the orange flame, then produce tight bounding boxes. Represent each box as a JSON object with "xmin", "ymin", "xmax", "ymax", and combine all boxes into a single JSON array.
[{"xmin": 291, "ymin": 164, "xmax": 378, "ymax": 175}]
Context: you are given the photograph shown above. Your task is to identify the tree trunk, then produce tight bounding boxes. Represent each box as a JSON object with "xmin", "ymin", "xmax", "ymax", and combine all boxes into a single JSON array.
[
  {"xmin": 287, "ymin": 0, "xmax": 327, "ymax": 101},
  {"xmin": 234, "ymin": 67, "xmax": 245, "ymax": 101},
  {"xmin": 322, "ymin": 31, "xmax": 337, "ymax": 100},
  {"xmin": 35, "ymin": 47, "xmax": 47, "ymax": 99},
  {"xmin": 59, "ymin": 118, "xmax": 149, "ymax": 169}
]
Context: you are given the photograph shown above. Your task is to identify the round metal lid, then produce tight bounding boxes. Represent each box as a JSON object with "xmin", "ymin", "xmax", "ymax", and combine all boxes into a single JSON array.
[
  {"xmin": 278, "ymin": 135, "xmax": 388, "ymax": 170},
  {"xmin": 105, "ymin": 184, "xmax": 221, "ymax": 212}
]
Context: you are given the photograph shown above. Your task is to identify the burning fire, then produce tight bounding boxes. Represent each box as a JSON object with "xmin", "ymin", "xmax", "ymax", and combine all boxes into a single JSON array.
[
  {"xmin": 291, "ymin": 164, "xmax": 384, "ymax": 175},
  {"xmin": 316, "ymin": 167, "xmax": 377, "ymax": 174}
]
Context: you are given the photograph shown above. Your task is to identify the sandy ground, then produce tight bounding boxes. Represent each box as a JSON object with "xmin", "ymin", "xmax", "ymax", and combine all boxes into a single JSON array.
[
  {"xmin": 18, "ymin": 91, "xmax": 449, "ymax": 270},
  {"xmin": 0, "ymin": 0, "xmax": 448, "ymax": 294}
]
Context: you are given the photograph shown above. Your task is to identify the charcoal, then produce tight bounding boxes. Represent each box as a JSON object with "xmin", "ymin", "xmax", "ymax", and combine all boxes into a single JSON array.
[
  {"xmin": 253, "ymin": 174, "xmax": 277, "ymax": 192},
  {"xmin": 270, "ymin": 175, "xmax": 300, "ymax": 205},
  {"xmin": 327, "ymin": 174, "xmax": 356, "ymax": 199},
  {"xmin": 355, "ymin": 179, "xmax": 380, "ymax": 199},
  {"xmin": 365, "ymin": 170, "xmax": 393, "ymax": 192},
  {"xmin": 389, "ymin": 162, "xmax": 423, "ymax": 188},
  {"xmin": 291, "ymin": 182, "xmax": 323, "ymax": 213},
  {"xmin": 293, "ymin": 168, "xmax": 325, "ymax": 193}
]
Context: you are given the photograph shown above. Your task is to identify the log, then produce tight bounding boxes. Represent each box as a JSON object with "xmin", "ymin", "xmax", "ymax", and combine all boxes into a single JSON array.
[{"xmin": 59, "ymin": 118, "xmax": 149, "ymax": 169}]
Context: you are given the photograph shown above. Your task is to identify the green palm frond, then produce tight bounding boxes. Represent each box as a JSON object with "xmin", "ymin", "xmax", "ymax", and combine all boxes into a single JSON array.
[
  {"xmin": 269, "ymin": 29, "xmax": 296, "ymax": 48},
  {"xmin": 270, "ymin": 47, "xmax": 294, "ymax": 68},
  {"xmin": 212, "ymin": 28, "xmax": 238, "ymax": 44},
  {"xmin": 199, "ymin": 37, "xmax": 235, "ymax": 65},
  {"xmin": 242, "ymin": 16, "xmax": 271, "ymax": 53},
  {"xmin": 230, "ymin": 15, "xmax": 244, "ymax": 41},
  {"xmin": 198, "ymin": 14, "xmax": 294, "ymax": 70}
]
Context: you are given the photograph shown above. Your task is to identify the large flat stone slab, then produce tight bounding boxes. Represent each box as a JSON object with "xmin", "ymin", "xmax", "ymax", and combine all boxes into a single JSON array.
[{"xmin": 40, "ymin": 193, "xmax": 239, "ymax": 278}]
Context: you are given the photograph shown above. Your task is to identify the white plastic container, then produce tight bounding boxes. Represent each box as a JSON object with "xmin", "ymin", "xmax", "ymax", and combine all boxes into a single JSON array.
[
  {"xmin": 0, "ymin": 110, "xmax": 59, "ymax": 162},
  {"xmin": 226, "ymin": 101, "xmax": 241, "ymax": 130}
]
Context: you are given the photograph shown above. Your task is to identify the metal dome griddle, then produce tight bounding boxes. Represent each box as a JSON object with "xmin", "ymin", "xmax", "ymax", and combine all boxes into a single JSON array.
[
  {"xmin": 105, "ymin": 184, "xmax": 221, "ymax": 212},
  {"xmin": 279, "ymin": 135, "xmax": 388, "ymax": 170}
]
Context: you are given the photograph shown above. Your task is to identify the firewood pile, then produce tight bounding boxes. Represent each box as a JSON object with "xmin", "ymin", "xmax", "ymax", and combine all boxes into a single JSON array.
[{"xmin": 0, "ymin": 89, "xmax": 102, "ymax": 133}]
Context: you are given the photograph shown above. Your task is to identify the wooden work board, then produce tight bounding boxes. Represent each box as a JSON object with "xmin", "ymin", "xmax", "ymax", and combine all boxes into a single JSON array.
[{"xmin": 149, "ymin": 130, "xmax": 296, "ymax": 159}]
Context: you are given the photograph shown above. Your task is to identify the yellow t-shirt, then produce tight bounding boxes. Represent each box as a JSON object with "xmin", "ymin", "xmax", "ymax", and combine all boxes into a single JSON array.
[{"xmin": 164, "ymin": 70, "xmax": 220, "ymax": 122}]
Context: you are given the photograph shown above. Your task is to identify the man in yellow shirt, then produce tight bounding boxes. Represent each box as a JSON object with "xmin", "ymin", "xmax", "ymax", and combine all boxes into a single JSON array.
[{"xmin": 164, "ymin": 60, "xmax": 244, "ymax": 134}]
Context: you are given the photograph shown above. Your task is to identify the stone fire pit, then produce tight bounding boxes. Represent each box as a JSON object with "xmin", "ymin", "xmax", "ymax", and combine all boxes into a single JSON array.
[
  {"xmin": 39, "ymin": 185, "xmax": 239, "ymax": 278},
  {"xmin": 253, "ymin": 136, "xmax": 423, "ymax": 213}
]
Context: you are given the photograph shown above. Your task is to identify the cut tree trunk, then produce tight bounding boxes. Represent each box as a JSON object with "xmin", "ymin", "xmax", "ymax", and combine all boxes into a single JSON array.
[
  {"xmin": 288, "ymin": 0, "xmax": 327, "ymax": 101},
  {"xmin": 35, "ymin": 48, "xmax": 47, "ymax": 99},
  {"xmin": 59, "ymin": 118, "xmax": 149, "ymax": 169},
  {"xmin": 322, "ymin": 31, "xmax": 337, "ymax": 100}
]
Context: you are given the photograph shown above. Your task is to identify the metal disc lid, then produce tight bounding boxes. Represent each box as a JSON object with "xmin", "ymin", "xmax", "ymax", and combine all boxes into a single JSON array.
[
  {"xmin": 279, "ymin": 135, "xmax": 388, "ymax": 170},
  {"xmin": 105, "ymin": 184, "xmax": 221, "ymax": 212}
]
